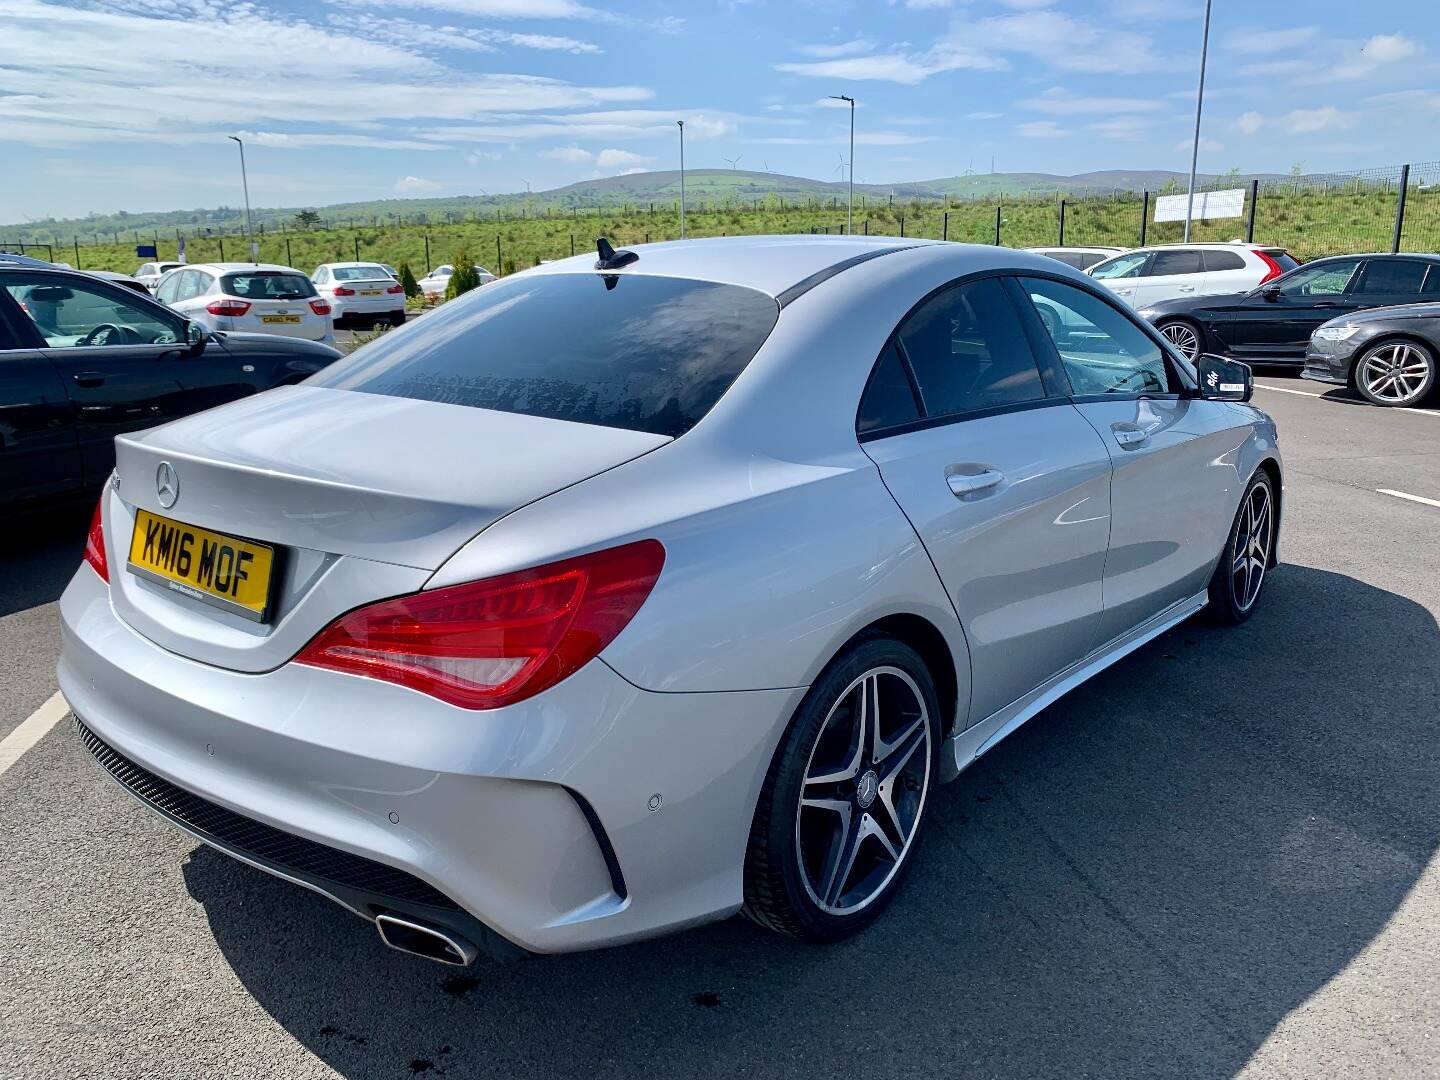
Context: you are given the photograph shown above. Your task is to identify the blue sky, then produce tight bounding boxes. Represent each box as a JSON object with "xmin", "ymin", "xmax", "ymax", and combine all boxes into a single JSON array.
[{"xmin": 1, "ymin": 0, "xmax": 1436, "ymax": 221}]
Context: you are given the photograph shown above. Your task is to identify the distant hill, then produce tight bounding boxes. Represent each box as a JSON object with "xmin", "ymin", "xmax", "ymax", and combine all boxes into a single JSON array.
[{"xmin": 2, "ymin": 167, "xmax": 1284, "ymax": 245}]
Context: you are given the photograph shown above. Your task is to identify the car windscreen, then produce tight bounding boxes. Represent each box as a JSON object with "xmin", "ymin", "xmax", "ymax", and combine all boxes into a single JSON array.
[
  {"xmin": 222, "ymin": 272, "xmax": 316, "ymax": 300},
  {"xmin": 308, "ymin": 272, "xmax": 781, "ymax": 438},
  {"xmin": 333, "ymin": 265, "xmax": 392, "ymax": 281}
]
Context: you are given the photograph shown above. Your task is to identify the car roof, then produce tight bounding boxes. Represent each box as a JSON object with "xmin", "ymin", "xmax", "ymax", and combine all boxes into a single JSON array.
[
  {"xmin": 177, "ymin": 262, "xmax": 308, "ymax": 274},
  {"xmin": 319, "ymin": 261, "xmax": 389, "ymax": 269},
  {"xmin": 520, "ymin": 234, "xmax": 949, "ymax": 298}
]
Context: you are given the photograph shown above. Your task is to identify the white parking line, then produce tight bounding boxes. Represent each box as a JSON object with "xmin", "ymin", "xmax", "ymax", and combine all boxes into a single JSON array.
[
  {"xmin": 1255, "ymin": 383, "xmax": 1323, "ymax": 398},
  {"xmin": 1254, "ymin": 382, "xmax": 1440, "ymax": 418},
  {"xmin": 0, "ymin": 692, "xmax": 70, "ymax": 780},
  {"xmin": 1377, "ymin": 488, "xmax": 1440, "ymax": 510}
]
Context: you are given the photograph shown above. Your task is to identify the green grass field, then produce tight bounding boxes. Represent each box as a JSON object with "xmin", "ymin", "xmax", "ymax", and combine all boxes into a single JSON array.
[{"xmin": 45, "ymin": 185, "xmax": 1440, "ymax": 278}]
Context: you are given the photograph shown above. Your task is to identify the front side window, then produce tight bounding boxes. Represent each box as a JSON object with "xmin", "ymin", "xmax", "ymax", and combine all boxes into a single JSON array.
[
  {"xmin": 1021, "ymin": 277, "xmax": 1172, "ymax": 396},
  {"xmin": 894, "ymin": 277, "xmax": 1048, "ymax": 418},
  {"xmin": 310, "ymin": 273, "xmax": 780, "ymax": 438},
  {"xmin": 1354, "ymin": 259, "xmax": 1427, "ymax": 295},
  {"xmin": 222, "ymin": 272, "xmax": 316, "ymax": 300},
  {"xmin": 1276, "ymin": 259, "xmax": 1360, "ymax": 299},
  {"xmin": 1148, "ymin": 250, "xmax": 1204, "ymax": 276},
  {"xmin": 154, "ymin": 272, "xmax": 181, "ymax": 303},
  {"xmin": 1091, "ymin": 252, "xmax": 1149, "ymax": 280},
  {"xmin": 3, "ymin": 273, "xmax": 180, "ymax": 348}
]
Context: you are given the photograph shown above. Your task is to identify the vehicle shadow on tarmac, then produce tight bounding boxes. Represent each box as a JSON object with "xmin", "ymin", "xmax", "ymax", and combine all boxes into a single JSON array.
[
  {"xmin": 183, "ymin": 564, "xmax": 1439, "ymax": 1079},
  {"xmin": 0, "ymin": 504, "xmax": 88, "ymax": 618}
]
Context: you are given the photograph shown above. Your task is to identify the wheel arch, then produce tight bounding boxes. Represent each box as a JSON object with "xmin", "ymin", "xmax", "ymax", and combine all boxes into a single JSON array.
[
  {"xmin": 828, "ymin": 612, "xmax": 964, "ymax": 743},
  {"xmin": 1254, "ymin": 455, "xmax": 1283, "ymax": 568}
]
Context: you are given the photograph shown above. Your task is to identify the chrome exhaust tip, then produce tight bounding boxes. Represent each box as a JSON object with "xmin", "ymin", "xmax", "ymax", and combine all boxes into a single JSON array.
[{"xmin": 375, "ymin": 913, "xmax": 479, "ymax": 966}]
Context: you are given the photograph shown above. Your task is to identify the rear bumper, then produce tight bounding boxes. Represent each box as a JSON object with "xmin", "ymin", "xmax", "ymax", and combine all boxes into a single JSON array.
[
  {"xmin": 330, "ymin": 295, "xmax": 403, "ymax": 318},
  {"xmin": 58, "ymin": 566, "xmax": 802, "ymax": 954}
]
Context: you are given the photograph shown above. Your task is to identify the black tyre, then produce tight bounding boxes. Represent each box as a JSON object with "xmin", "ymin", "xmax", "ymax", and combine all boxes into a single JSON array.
[
  {"xmin": 1157, "ymin": 318, "xmax": 1203, "ymax": 362},
  {"xmin": 1354, "ymin": 339, "xmax": 1436, "ymax": 407},
  {"xmin": 1207, "ymin": 470, "xmax": 1276, "ymax": 625},
  {"xmin": 742, "ymin": 635, "xmax": 940, "ymax": 942}
]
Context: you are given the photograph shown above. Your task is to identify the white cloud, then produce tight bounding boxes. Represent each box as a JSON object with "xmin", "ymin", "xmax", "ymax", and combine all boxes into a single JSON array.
[
  {"xmin": 596, "ymin": 148, "xmax": 652, "ymax": 169},
  {"xmin": 998, "ymin": 0, "xmax": 1056, "ymax": 8},
  {"xmin": 1235, "ymin": 111, "xmax": 1264, "ymax": 136},
  {"xmin": 796, "ymin": 38, "xmax": 873, "ymax": 58},
  {"xmin": 1333, "ymin": 34, "xmax": 1421, "ymax": 80},
  {"xmin": 776, "ymin": 42, "xmax": 1007, "ymax": 85},
  {"xmin": 540, "ymin": 146, "xmax": 595, "ymax": 164},
  {"xmin": 355, "ymin": 17, "xmax": 601, "ymax": 53},
  {"xmin": 1283, "ymin": 106, "xmax": 1354, "ymax": 134},
  {"xmin": 947, "ymin": 11, "xmax": 1169, "ymax": 74},
  {"xmin": 1236, "ymin": 58, "xmax": 1311, "ymax": 79},
  {"xmin": 394, "ymin": 175, "xmax": 443, "ymax": 193},
  {"xmin": 1087, "ymin": 117, "xmax": 1155, "ymax": 141},
  {"xmin": 966, "ymin": 111, "xmax": 1003, "ymax": 120},
  {"xmin": 1173, "ymin": 137, "xmax": 1223, "ymax": 153},
  {"xmin": 1018, "ymin": 87, "xmax": 1164, "ymax": 116},
  {"xmin": 1017, "ymin": 120, "xmax": 1068, "ymax": 139},
  {"xmin": 1223, "ymin": 26, "xmax": 1318, "ymax": 56}
]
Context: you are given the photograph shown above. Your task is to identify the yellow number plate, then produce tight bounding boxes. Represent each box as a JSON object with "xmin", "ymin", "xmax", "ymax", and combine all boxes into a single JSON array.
[
  {"xmin": 261, "ymin": 315, "xmax": 301, "ymax": 324},
  {"xmin": 360, "ymin": 290, "xmax": 382, "ymax": 296},
  {"xmin": 127, "ymin": 510, "xmax": 276, "ymax": 621}
]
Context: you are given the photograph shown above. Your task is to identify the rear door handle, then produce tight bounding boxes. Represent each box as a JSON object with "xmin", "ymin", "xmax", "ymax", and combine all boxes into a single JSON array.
[
  {"xmin": 73, "ymin": 371, "xmax": 106, "ymax": 387},
  {"xmin": 947, "ymin": 467, "xmax": 1004, "ymax": 496},
  {"xmin": 1178, "ymin": 285, "xmax": 1196, "ymax": 292}
]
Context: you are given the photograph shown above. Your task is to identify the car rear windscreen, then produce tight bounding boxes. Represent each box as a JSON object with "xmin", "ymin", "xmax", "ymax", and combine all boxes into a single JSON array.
[
  {"xmin": 333, "ymin": 266, "xmax": 392, "ymax": 281},
  {"xmin": 309, "ymin": 272, "xmax": 781, "ymax": 438},
  {"xmin": 223, "ymin": 272, "xmax": 316, "ymax": 299},
  {"xmin": 1263, "ymin": 250, "xmax": 1300, "ymax": 273}
]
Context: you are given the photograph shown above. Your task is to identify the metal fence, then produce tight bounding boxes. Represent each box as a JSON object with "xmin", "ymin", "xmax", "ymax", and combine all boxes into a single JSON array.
[{"xmin": 7, "ymin": 161, "xmax": 1440, "ymax": 276}]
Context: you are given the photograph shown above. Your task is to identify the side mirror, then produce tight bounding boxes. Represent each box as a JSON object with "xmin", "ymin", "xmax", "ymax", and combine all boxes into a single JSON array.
[
  {"xmin": 185, "ymin": 320, "xmax": 207, "ymax": 353},
  {"xmin": 1197, "ymin": 353, "xmax": 1253, "ymax": 402},
  {"xmin": 1260, "ymin": 284, "xmax": 1282, "ymax": 302}
]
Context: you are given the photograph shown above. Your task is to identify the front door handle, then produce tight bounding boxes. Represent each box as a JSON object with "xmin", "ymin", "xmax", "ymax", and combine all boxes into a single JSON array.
[
  {"xmin": 947, "ymin": 467, "xmax": 1004, "ymax": 496},
  {"xmin": 1177, "ymin": 285, "xmax": 1195, "ymax": 292},
  {"xmin": 1113, "ymin": 425, "xmax": 1149, "ymax": 449},
  {"xmin": 73, "ymin": 371, "xmax": 106, "ymax": 388}
]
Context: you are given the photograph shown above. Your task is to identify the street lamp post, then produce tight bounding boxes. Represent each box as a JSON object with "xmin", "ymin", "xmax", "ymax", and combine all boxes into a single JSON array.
[
  {"xmin": 677, "ymin": 120, "xmax": 686, "ymax": 239},
  {"xmin": 227, "ymin": 135, "xmax": 256, "ymax": 263},
  {"xmin": 1183, "ymin": 0, "xmax": 1213, "ymax": 243},
  {"xmin": 830, "ymin": 94, "xmax": 855, "ymax": 234}
]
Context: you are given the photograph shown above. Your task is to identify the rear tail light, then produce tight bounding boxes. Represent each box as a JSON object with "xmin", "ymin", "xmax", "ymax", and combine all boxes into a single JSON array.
[
  {"xmin": 332, "ymin": 286, "xmax": 356, "ymax": 296},
  {"xmin": 310, "ymin": 299, "xmax": 332, "ymax": 316},
  {"xmin": 386, "ymin": 284, "xmax": 404, "ymax": 294},
  {"xmin": 1254, "ymin": 249, "xmax": 1285, "ymax": 285},
  {"xmin": 83, "ymin": 493, "xmax": 108, "ymax": 582},
  {"xmin": 295, "ymin": 540, "xmax": 665, "ymax": 709},
  {"xmin": 206, "ymin": 300, "xmax": 251, "ymax": 317}
]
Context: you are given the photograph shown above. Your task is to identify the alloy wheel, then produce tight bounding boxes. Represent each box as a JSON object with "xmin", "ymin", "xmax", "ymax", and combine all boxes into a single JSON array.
[
  {"xmin": 1160, "ymin": 321, "xmax": 1201, "ymax": 361},
  {"xmin": 796, "ymin": 667, "xmax": 932, "ymax": 916},
  {"xmin": 1230, "ymin": 481, "xmax": 1272, "ymax": 613},
  {"xmin": 1360, "ymin": 342, "xmax": 1432, "ymax": 405}
]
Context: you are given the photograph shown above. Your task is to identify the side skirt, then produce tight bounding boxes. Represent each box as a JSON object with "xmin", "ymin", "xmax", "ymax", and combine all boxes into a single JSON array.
[{"xmin": 941, "ymin": 590, "xmax": 1208, "ymax": 781}]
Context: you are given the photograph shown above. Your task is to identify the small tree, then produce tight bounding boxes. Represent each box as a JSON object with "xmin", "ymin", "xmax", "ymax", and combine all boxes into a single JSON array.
[
  {"xmin": 398, "ymin": 262, "xmax": 420, "ymax": 300},
  {"xmin": 293, "ymin": 208, "xmax": 322, "ymax": 229},
  {"xmin": 445, "ymin": 247, "xmax": 482, "ymax": 299}
]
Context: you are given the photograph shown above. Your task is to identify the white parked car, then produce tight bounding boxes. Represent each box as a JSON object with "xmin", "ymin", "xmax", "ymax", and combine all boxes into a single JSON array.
[
  {"xmin": 133, "ymin": 262, "xmax": 184, "ymax": 292},
  {"xmin": 1025, "ymin": 246, "xmax": 1127, "ymax": 271},
  {"xmin": 153, "ymin": 263, "xmax": 334, "ymax": 344},
  {"xmin": 312, "ymin": 262, "xmax": 407, "ymax": 327},
  {"xmin": 1089, "ymin": 244, "xmax": 1297, "ymax": 308},
  {"xmin": 417, "ymin": 264, "xmax": 497, "ymax": 300}
]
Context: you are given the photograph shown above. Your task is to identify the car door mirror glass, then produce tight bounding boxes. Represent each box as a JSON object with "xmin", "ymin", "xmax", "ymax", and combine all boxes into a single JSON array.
[
  {"xmin": 1197, "ymin": 354, "xmax": 1252, "ymax": 402},
  {"xmin": 186, "ymin": 320, "xmax": 207, "ymax": 350}
]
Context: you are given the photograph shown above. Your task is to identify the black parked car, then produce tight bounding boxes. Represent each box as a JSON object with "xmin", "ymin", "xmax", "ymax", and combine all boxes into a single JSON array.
[
  {"xmin": 1135, "ymin": 253, "xmax": 1440, "ymax": 365},
  {"xmin": 1305, "ymin": 303, "xmax": 1440, "ymax": 407},
  {"xmin": 0, "ymin": 266, "xmax": 343, "ymax": 512}
]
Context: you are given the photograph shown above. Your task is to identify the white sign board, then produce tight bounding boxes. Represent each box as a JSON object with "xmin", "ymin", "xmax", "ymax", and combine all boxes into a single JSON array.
[{"xmin": 1154, "ymin": 187, "xmax": 1247, "ymax": 222}]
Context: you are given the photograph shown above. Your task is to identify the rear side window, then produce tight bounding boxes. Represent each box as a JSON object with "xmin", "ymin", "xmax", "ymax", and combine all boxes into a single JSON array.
[
  {"xmin": 857, "ymin": 343, "xmax": 920, "ymax": 433},
  {"xmin": 223, "ymin": 272, "xmax": 316, "ymax": 300},
  {"xmin": 1355, "ymin": 259, "xmax": 1427, "ymax": 295},
  {"xmin": 895, "ymin": 277, "xmax": 1047, "ymax": 418},
  {"xmin": 1202, "ymin": 249, "xmax": 1246, "ymax": 271},
  {"xmin": 311, "ymin": 273, "xmax": 780, "ymax": 438},
  {"xmin": 1149, "ymin": 250, "xmax": 1204, "ymax": 276}
]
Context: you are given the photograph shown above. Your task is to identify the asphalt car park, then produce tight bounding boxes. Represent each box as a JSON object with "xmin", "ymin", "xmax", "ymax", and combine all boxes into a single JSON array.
[{"xmin": 2, "ymin": 366, "xmax": 1438, "ymax": 1079}]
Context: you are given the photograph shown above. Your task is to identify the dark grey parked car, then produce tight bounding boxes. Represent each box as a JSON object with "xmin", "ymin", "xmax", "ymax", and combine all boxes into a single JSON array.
[{"xmin": 1306, "ymin": 303, "xmax": 1440, "ymax": 407}]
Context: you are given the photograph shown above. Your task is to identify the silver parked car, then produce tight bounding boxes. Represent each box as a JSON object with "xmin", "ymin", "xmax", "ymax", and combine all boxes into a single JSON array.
[{"xmin": 61, "ymin": 236, "xmax": 1281, "ymax": 966}]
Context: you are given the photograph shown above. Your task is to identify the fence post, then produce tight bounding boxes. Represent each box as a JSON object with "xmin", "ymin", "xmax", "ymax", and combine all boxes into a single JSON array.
[
  {"xmin": 1245, "ymin": 179, "xmax": 1259, "ymax": 243},
  {"xmin": 864, "ymin": 219, "xmax": 868, "ymax": 235},
  {"xmin": 219, "ymin": 237, "xmax": 225, "ymax": 260},
  {"xmin": 73, "ymin": 238, "xmax": 81, "ymax": 269},
  {"xmin": 424, "ymin": 234, "xmax": 431, "ymax": 271},
  {"xmin": 1139, "ymin": 191, "xmax": 1149, "ymax": 246},
  {"xmin": 1392, "ymin": 163, "xmax": 1411, "ymax": 253},
  {"xmin": 943, "ymin": 211, "xmax": 949, "ymax": 242},
  {"xmin": 285, "ymin": 238, "xmax": 292, "ymax": 266},
  {"xmin": 570, "ymin": 234, "xmax": 575, "ymax": 257},
  {"xmin": 899, "ymin": 214, "xmax": 905, "ymax": 238},
  {"xmin": 1058, "ymin": 199, "xmax": 1066, "ymax": 246},
  {"xmin": 354, "ymin": 236, "xmax": 360, "ymax": 261},
  {"xmin": 994, "ymin": 205, "xmax": 1002, "ymax": 246},
  {"xmin": 496, "ymin": 234, "xmax": 502, "ymax": 272}
]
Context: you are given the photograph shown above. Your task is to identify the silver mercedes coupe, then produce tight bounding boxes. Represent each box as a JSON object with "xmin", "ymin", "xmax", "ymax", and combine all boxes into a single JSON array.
[{"xmin": 60, "ymin": 235, "xmax": 1281, "ymax": 965}]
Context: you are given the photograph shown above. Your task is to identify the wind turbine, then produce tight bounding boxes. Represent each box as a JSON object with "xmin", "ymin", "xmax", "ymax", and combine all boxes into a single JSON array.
[{"xmin": 723, "ymin": 154, "xmax": 743, "ymax": 170}]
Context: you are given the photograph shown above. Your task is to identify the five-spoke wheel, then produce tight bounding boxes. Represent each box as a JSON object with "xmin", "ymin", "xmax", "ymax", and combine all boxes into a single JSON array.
[
  {"xmin": 1208, "ymin": 470, "xmax": 1275, "ymax": 624},
  {"xmin": 744, "ymin": 637, "xmax": 939, "ymax": 940}
]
